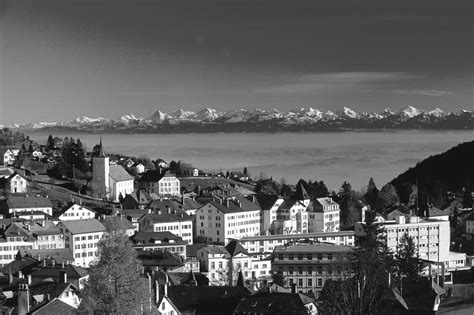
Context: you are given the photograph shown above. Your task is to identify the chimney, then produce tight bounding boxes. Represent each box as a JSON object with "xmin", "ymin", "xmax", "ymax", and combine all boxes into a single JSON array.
[
  {"xmin": 164, "ymin": 283, "xmax": 168, "ymax": 297},
  {"xmin": 27, "ymin": 275, "xmax": 32, "ymax": 285},
  {"xmin": 226, "ymin": 199, "xmax": 230, "ymax": 208},
  {"xmin": 17, "ymin": 283, "xmax": 30, "ymax": 315},
  {"xmin": 60, "ymin": 270, "xmax": 67, "ymax": 283},
  {"xmin": 9, "ymin": 273, "xmax": 13, "ymax": 284},
  {"xmin": 252, "ymin": 195, "xmax": 256, "ymax": 203},
  {"xmin": 158, "ymin": 210, "xmax": 162, "ymax": 215},
  {"xmin": 18, "ymin": 271, "xmax": 23, "ymax": 279},
  {"xmin": 148, "ymin": 209, "xmax": 152, "ymax": 214}
]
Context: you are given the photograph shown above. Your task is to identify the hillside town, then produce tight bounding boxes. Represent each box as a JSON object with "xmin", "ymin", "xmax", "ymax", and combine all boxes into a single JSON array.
[{"xmin": 0, "ymin": 131, "xmax": 473, "ymax": 314}]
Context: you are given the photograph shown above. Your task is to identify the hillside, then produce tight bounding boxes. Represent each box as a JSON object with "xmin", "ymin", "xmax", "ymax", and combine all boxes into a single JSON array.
[{"xmin": 390, "ymin": 140, "xmax": 474, "ymax": 209}]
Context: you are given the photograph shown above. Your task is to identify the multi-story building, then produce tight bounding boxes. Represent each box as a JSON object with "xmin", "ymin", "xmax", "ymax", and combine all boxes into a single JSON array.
[
  {"xmin": 355, "ymin": 214, "xmax": 467, "ymax": 283},
  {"xmin": 29, "ymin": 220, "xmax": 65, "ymax": 250},
  {"xmin": 271, "ymin": 185, "xmax": 311, "ymax": 235},
  {"xmin": 271, "ymin": 243, "xmax": 354, "ymax": 297},
  {"xmin": 195, "ymin": 195, "xmax": 261, "ymax": 244},
  {"xmin": 137, "ymin": 170, "xmax": 180, "ymax": 196},
  {"xmin": 58, "ymin": 219, "xmax": 106, "ymax": 267},
  {"xmin": 6, "ymin": 172, "xmax": 28, "ymax": 194},
  {"xmin": 196, "ymin": 246, "xmax": 230, "ymax": 286},
  {"xmin": 308, "ymin": 198, "xmax": 340, "ymax": 233},
  {"xmin": 138, "ymin": 207, "xmax": 193, "ymax": 244},
  {"xmin": 238, "ymin": 231, "xmax": 355, "ymax": 254},
  {"xmin": 2, "ymin": 195, "xmax": 53, "ymax": 216},
  {"xmin": 0, "ymin": 222, "xmax": 36, "ymax": 266},
  {"xmin": 58, "ymin": 203, "xmax": 96, "ymax": 221},
  {"xmin": 131, "ymin": 231, "xmax": 187, "ymax": 257},
  {"xmin": 255, "ymin": 195, "xmax": 283, "ymax": 235}
]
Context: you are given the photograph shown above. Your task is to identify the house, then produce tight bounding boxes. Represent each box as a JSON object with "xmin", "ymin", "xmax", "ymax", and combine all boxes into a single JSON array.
[
  {"xmin": 0, "ymin": 166, "xmax": 13, "ymax": 178},
  {"xmin": 465, "ymin": 212, "xmax": 474, "ymax": 237},
  {"xmin": 307, "ymin": 197, "xmax": 341, "ymax": 233},
  {"xmin": 271, "ymin": 243, "xmax": 354, "ymax": 298},
  {"xmin": 138, "ymin": 170, "xmax": 181, "ymax": 196},
  {"xmin": 0, "ymin": 223, "xmax": 36, "ymax": 266},
  {"xmin": 57, "ymin": 203, "xmax": 96, "ymax": 221},
  {"xmin": 0, "ymin": 148, "xmax": 16, "ymax": 166},
  {"xmin": 133, "ymin": 163, "xmax": 146, "ymax": 174},
  {"xmin": 28, "ymin": 220, "xmax": 65, "ymax": 250},
  {"xmin": 159, "ymin": 284, "xmax": 252, "ymax": 315},
  {"xmin": 100, "ymin": 215, "xmax": 136, "ymax": 236},
  {"xmin": 139, "ymin": 205, "xmax": 193, "ymax": 244},
  {"xmin": 121, "ymin": 190, "xmax": 155, "ymax": 210},
  {"xmin": 121, "ymin": 209, "xmax": 148, "ymax": 230},
  {"xmin": 233, "ymin": 292, "xmax": 317, "ymax": 315},
  {"xmin": 195, "ymin": 195, "xmax": 261, "ymax": 244},
  {"xmin": 2, "ymin": 195, "xmax": 53, "ymax": 216},
  {"xmin": 32, "ymin": 149, "xmax": 43, "ymax": 159},
  {"xmin": 31, "ymin": 298, "xmax": 78, "ymax": 315},
  {"xmin": 427, "ymin": 206, "xmax": 450, "ymax": 221},
  {"xmin": 7, "ymin": 171, "xmax": 28, "ymax": 193},
  {"xmin": 170, "ymin": 194, "xmax": 202, "ymax": 217},
  {"xmin": 131, "ymin": 231, "xmax": 187, "ymax": 257},
  {"xmin": 271, "ymin": 184, "xmax": 311, "ymax": 235},
  {"xmin": 29, "ymin": 261, "xmax": 89, "ymax": 290},
  {"xmin": 135, "ymin": 248, "xmax": 186, "ymax": 272},
  {"xmin": 254, "ymin": 194, "xmax": 283, "ymax": 235},
  {"xmin": 57, "ymin": 219, "xmax": 106, "ymax": 267},
  {"xmin": 23, "ymin": 248, "xmax": 74, "ymax": 265},
  {"xmin": 192, "ymin": 168, "xmax": 199, "ymax": 177}
]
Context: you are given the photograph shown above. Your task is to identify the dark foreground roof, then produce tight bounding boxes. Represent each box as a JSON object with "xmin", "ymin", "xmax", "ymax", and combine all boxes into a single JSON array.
[{"xmin": 234, "ymin": 292, "xmax": 313, "ymax": 315}]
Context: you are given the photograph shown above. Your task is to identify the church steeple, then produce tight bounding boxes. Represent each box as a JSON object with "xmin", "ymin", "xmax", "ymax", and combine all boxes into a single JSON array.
[{"xmin": 98, "ymin": 136, "xmax": 105, "ymax": 157}]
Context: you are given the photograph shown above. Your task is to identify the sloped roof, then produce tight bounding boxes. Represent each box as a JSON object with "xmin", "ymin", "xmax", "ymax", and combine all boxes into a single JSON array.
[
  {"xmin": 57, "ymin": 203, "xmax": 96, "ymax": 217},
  {"xmin": 138, "ymin": 170, "xmax": 166, "ymax": 182},
  {"xmin": 109, "ymin": 165, "xmax": 134, "ymax": 182},
  {"xmin": 293, "ymin": 183, "xmax": 309, "ymax": 201},
  {"xmin": 125, "ymin": 190, "xmax": 152, "ymax": 205},
  {"xmin": 273, "ymin": 243, "xmax": 354, "ymax": 254},
  {"xmin": 254, "ymin": 195, "xmax": 279, "ymax": 210},
  {"xmin": 29, "ymin": 220, "xmax": 62, "ymax": 236},
  {"xmin": 167, "ymin": 271, "xmax": 209, "ymax": 286},
  {"xmin": 2, "ymin": 223, "xmax": 36, "ymax": 241},
  {"xmin": 132, "ymin": 231, "xmax": 187, "ymax": 246},
  {"xmin": 140, "ymin": 210, "xmax": 192, "ymax": 224},
  {"xmin": 225, "ymin": 240, "xmax": 249, "ymax": 257},
  {"xmin": 121, "ymin": 209, "xmax": 148, "ymax": 219},
  {"xmin": 24, "ymin": 249, "xmax": 74, "ymax": 264},
  {"xmin": 31, "ymin": 297, "xmax": 77, "ymax": 315},
  {"xmin": 207, "ymin": 196, "xmax": 261, "ymax": 214},
  {"xmin": 147, "ymin": 199, "xmax": 179, "ymax": 212},
  {"xmin": 60, "ymin": 218, "xmax": 106, "ymax": 234},
  {"xmin": 202, "ymin": 245, "xmax": 228, "ymax": 256},
  {"xmin": 0, "ymin": 257, "xmax": 39, "ymax": 275},
  {"xmin": 428, "ymin": 207, "xmax": 449, "ymax": 217},
  {"xmin": 30, "ymin": 263, "xmax": 88, "ymax": 279},
  {"xmin": 314, "ymin": 197, "xmax": 338, "ymax": 208},
  {"xmin": 6, "ymin": 195, "xmax": 53, "ymax": 209},
  {"xmin": 100, "ymin": 215, "xmax": 135, "ymax": 231},
  {"xmin": 234, "ymin": 292, "xmax": 310, "ymax": 315},
  {"xmin": 166, "ymin": 285, "xmax": 252, "ymax": 314}
]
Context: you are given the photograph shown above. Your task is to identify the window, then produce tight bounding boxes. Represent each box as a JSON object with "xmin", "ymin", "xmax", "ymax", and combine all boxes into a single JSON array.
[
  {"xmin": 289, "ymin": 254, "xmax": 294, "ymax": 260},
  {"xmin": 307, "ymin": 254, "xmax": 312, "ymax": 260},
  {"xmin": 298, "ymin": 279, "xmax": 303, "ymax": 287},
  {"xmin": 317, "ymin": 278, "xmax": 323, "ymax": 287},
  {"xmin": 328, "ymin": 254, "xmax": 333, "ymax": 261},
  {"xmin": 308, "ymin": 279, "xmax": 313, "ymax": 287},
  {"xmin": 317, "ymin": 254, "xmax": 322, "ymax": 260},
  {"xmin": 298, "ymin": 254, "xmax": 303, "ymax": 260}
]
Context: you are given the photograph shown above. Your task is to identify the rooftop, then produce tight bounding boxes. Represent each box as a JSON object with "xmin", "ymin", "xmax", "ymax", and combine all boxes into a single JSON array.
[
  {"xmin": 132, "ymin": 231, "xmax": 187, "ymax": 246},
  {"xmin": 140, "ymin": 211, "xmax": 192, "ymax": 224},
  {"xmin": 273, "ymin": 243, "xmax": 354, "ymax": 254},
  {"xmin": 60, "ymin": 218, "xmax": 106, "ymax": 234},
  {"xmin": 314, "ymin": 197, "xmax": 339, "ymax": 209},
  {"xmin": 109, "ymin": 165, "xmax": 134, "ymax": 182},
  {"xmin": 6, "ymin": 195, "xmax": 53, "ymax": 209},
  {"xmin": 238, "ymin": 230, "xmax": 354, "ymax": 242}
]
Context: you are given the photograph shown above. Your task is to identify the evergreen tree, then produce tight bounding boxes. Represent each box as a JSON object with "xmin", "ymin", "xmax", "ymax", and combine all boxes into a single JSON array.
[
  {"xmin": 364, "ymin": 178, "xmax": 379, "ymax": 210},
  {"xmin": 376, "ymin": 183, "xmax": 400, "ymax": 213},
  {"xmin": 395, "ymin": 232, "xmax": 422, "ymax": 278},
  {"xmin": 272, "ymin": 271, "xmax": 285, "ymax": 287},
  {"xmin": 225, "ymin": 171, "xmax": 230, "ymax": 178},
  {"xmin": 79, "ymin": 232, "xmax": 151, "ymax": 314},
  {"xmin": 243, "ymin": 166, "xmax": 248, "ymax": 176},
  {"xmin": 338, "ymin": 181, "xmax": 362, "ymax": 229},
  {"xmin": 28, "ymin": 143, "xmax": 34, "ymax": 154},
  {"xmin": 46, "ymin": 134, "xmax": 55, "ymax": 150},
  {"xmin": 60, "ymin": 138, "xmax": 88, "ymax": 178}
]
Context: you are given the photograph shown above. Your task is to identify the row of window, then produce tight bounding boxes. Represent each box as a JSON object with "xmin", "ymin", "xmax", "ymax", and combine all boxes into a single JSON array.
[
  {"xmin": 74, "ymin": 235, "xmax": 101, "ymax": 241},
  {"xmin": 74, "ymin": 251, "xmax": 97, "ymax": 258},
  {"xmin": 277, "ymin": 253, "xmax": 334, "ymax": 261}
]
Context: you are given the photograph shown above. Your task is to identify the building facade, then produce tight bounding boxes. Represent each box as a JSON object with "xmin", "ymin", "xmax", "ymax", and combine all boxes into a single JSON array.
[{"xmin": 308, "ymin": 198, "xmax": 340, "ymax": 233}]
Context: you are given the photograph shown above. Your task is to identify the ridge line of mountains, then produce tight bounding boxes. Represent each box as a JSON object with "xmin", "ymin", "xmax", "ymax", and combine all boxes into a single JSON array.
[{"xmin": 8, "ymin": 106, "xmax": 473, "ymax": 133}]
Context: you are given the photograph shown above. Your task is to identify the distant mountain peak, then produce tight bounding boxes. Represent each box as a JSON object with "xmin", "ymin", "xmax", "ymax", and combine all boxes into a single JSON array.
[{"xmin": 399, "ymin": 106, "xmax": 422, "ymax": 118}]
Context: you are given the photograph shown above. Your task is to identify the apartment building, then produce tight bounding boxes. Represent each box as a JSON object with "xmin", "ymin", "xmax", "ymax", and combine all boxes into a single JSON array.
[
  {"xmin": 238, "ymin": 231, "xmax": 355, "ymax": 254},
  {"xmin": 271, "ymin": 184, "xmax": 311, "ymax": 235},
  {"xmin": 0, "ymin": 223, "xmax": 36, "ymax": 266},
  {"xmin": 255, "ymin": 195, "xmax": 283, "ymax": 235},
  {"xmin": 195, "ymin": 196, "xmax": 261, "ymax": 244},
  {"xmin": 308, "ymin": 198, "xmax": 340, "ymax": 233},
  {"xmin": 3, "ymin": 195, "xmax": 53, "ymax": 216},
  {"xmin": 137, "ymin": 170, "xmax": 180, "ymax": 196},
  {"xmin": 271, "ymin": 243, "xmax": 353, "ymax": 298},
  {"xmin": 58, "ymin": 219, "xmax": 106, "ymax": 267},
  {"xmin": 131, "ymin": 231, "xmax": 187, "ymax": 257},
  {"xmin": 138, "ymin": 208, "xmax": 193, "ymax": 244}
]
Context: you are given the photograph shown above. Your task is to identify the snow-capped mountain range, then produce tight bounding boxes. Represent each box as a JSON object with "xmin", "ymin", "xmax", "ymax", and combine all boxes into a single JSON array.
[{"xmin": 10, "ymin": 106, "xmax": 473, "ymax": 133}]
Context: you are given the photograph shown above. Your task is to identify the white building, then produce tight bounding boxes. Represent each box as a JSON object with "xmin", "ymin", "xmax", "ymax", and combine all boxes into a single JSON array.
[
  {"xmin": 7, "ymin": 172, "xmax": 28, "ymax": 194},
  {"xmin": 58, "ymin": 219, "xmax": 106, "ymax": 267},
  {"xmin": 4, "ymin": 195, "xmax": 53, "ymax": 216},
  {"xmin": 109, "ymin": 165, "xmax": 134, "ymax": 202},
  {"xmin": 255, "ymin": 195, "xmax": 283, "ymax": 235},
  {"xmin": 238, "ymin": 231, "xmax": 356, "ymax": 254},
  {"xmin": 308, "ymin": 198, "xmax": 340, "ymax": 233},
  {"xmin": 0, "ymin": 148, "xmax": 16, "ymax": 166},
  {"xmin": 355, "ymin": 215, "xmax": 466, "ymax": 282},
  {"xmin": 137, "ymin": 171, "xmax": 180, "ymax": 197},
  {"xmin": 196, "ymin": 196, "xmax": 261, "ymax": 244},
  {"xmin": 58, "ymin": 203, "xmax": 96, "ymax": 221},
  {"xmin": 138, "ymin": 207, "xmax": 193, "ymax": 244},
  {"xmin": 91, "ymin": 139, "xmax": 109, "ymax": 200}
]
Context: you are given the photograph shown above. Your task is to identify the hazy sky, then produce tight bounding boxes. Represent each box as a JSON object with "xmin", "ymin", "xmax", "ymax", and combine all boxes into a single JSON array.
[{"xmin": 1, "ymin": 0, "xmax": 472, "ymax": 124}]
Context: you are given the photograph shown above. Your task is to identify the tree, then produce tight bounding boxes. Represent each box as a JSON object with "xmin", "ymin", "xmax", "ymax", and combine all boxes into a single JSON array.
[
  {"xmin": 376, "ymin": 183, "xmax": 400, "ymax": 213},
  {"xmin": 395, "ymin": 232, "xmax": 422, "ymax": 278},
  {"xmin": 79, "ymin": 232, "xmax": 151, "ymax": 314},
  {"xmin": 364, "ymin": 178, "xmax": 379, "ymax": 210},
  {"xmin": 60, "ymin": 138, "xmax": 88, "ymax": 178},
  {"xmin": 46, "ymin": 134, "xmax": 55, "ymax": 150},
  {"xmin": 272, "ymin": 271, "xmax": 285, "ymax": 287},
  {"xmin": 243, "ymin": 166, "xmax": 248, "ymax": 176},
  {"xmin": 338, "ymin": 181, "xmax": 362, "ymax": 229},
  {"xmin": 28, "ymin": 143, "xmax": 34, "ymax": 154},
  {"xmin": 318, "ymin": 212, "xmax": 395, "ymax": 314}
]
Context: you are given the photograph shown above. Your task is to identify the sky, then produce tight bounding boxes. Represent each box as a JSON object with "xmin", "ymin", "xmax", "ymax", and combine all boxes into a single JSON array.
[{"xmin": 0, "ymin": 0, "xmax": 472, "ymax": 124}]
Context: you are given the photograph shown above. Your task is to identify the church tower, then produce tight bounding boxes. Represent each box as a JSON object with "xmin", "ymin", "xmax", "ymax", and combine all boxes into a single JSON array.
[{"xmin": 92, "ymin": 137, "xmax": 110, "ymax": 199}]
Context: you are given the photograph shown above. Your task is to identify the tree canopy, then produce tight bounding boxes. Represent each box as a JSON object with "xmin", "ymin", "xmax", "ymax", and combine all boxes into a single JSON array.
[{"xmin": 79, "ymin": 232, "xmax": 151, "ymax": 314}]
